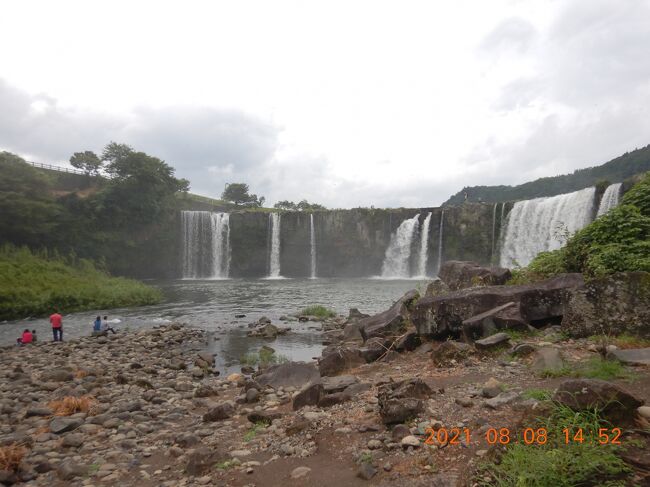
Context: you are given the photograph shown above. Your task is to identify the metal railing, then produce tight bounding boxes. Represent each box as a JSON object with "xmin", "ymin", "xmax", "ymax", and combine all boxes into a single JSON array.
[{"xmin": 25, "ymin": 160, "xmax": 89, "ymax": 176}]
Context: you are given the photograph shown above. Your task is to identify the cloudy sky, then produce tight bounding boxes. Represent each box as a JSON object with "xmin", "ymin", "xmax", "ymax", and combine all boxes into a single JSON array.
[{"xmin": 1, "ymin": 0, "xmax": 649, "ymax": 207}]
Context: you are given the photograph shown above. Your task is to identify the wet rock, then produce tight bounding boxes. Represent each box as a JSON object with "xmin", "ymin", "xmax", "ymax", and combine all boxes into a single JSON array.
[
  {"xmin": 293, "ymin": 383, "xmax": 324, "ymax": 410},
  {"xmin": 50, "ymin": 417, "xmax": 83, "ymax": 434},
  {"xmin": 475, "ymin": 332, "xmax": 510, "ymax": 349},
  {"xmin": 431, "ymin": 341, "xmax": 474, "ymax": 367},
  {"xmin": 607, "ymin": 348, "xmax": 650, "ymax": 366},
  {"xmin": 256, "ymin": 362, "xmax": 320, "ymax": 389},
  {"xmin": 357, "ymin": 463, "xmax": 378, "ymax": 480},
  {"xmin": 319, "ymin": 348, "xmax": 364, "ymax": 376},
  {"xmin": 439, "ymin": 261, "xmax": 512, "ymax": 291},
  {"xmin": 247, "ymin": 323, "xmax": 285, "ymax": 338},
  {"xmin": 554, "ymin": 379, "xmax": 643, "ymax": 421},
  {"xmin": 202, "ymin": 402, "xmax": 234, "ymax": 422},
  {"xmin": 359, "ymin": 290, "xmax": 419, "ymax": 341}
]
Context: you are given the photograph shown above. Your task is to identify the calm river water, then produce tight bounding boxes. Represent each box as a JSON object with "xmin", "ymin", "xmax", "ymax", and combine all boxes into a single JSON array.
[{"xmin": 1, "ymin": 278, "xmax": 428, "ymax": 374}]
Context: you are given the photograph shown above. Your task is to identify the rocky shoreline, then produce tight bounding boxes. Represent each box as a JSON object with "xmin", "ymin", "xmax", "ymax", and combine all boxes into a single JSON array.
[{"xmin": 1, "ymin": 263, "xmax": 650, "ymax": 486}]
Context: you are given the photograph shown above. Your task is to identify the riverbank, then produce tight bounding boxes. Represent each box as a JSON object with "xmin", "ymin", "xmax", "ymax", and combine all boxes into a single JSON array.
[
  {"xmin": 0, "ymin": 246, "xmax": 162, "ymax": 321},
  {"xmin": 1, "ymin": 320, "xmax": 648, "ymax": 486}
]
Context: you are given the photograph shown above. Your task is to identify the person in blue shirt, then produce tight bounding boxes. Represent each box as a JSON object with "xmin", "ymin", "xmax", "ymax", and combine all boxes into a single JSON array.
[{"xmin": 93, "ymin": 316, "xmax": 102, "ymax": 332}]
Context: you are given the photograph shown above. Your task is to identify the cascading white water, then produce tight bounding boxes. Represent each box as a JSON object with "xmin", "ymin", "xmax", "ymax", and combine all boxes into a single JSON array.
[
  {"xmin": 416, "ymin": 212, "xmax": 432, "ymax": 277},
  {"xmin": 268, "ymin": 213, "xmax": 282, "ymax": 278},
  {"xmin": 436, "ymin": 210, "xmax": 445, "ymax": 274},
  {"xmin": 500, "ymin": 187, "xmax": 596, "ymax": 268},
  {"xmin": 596, "ymin": 183, "xmax": 622, "ymax": 217},
  {"xmin": 181, "ymin": 211, "xmax": 230, "ymax": 279},
  {"xmin": 309, "ymin": 213, "xmax": 317, "ymax": 279},
  {"xmin": 381, "ymin": 214, "xmax": 420, "ymax": 278},
  {"xmin": 491, "ymin": 203, "xmax": 498, "ymax": 261}
]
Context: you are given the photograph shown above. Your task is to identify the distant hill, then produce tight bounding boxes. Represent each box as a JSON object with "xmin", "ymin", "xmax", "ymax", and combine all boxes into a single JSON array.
[{"xmin": 442, "ymin": 144, "xmax": 650, "ymax": 206}]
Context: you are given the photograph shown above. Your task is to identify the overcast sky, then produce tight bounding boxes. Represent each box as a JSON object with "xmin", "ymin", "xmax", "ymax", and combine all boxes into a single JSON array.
[{"xmin": 1, "ymin": 0, "xmax": 649, "ymax": 207}]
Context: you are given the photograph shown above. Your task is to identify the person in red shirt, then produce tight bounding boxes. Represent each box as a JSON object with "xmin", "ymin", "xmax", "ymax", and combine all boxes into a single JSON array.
[
  {"xmin": 20, "ymin": 329, "xmax": 33, "ymax": 344},
  {"xmin": 50, "ymin": 312, "xmax": 63, "ymax": 341}
]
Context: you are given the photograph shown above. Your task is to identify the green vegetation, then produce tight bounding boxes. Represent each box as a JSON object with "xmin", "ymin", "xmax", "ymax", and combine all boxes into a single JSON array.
[
  {"xmin": 0, "ymin": 145, "xmax": 189, "ymax": 278},
  {"xmin": 501, "ymin": 328, "xmax": 540, "ymax": 341},
  {"xmin": 300, "ymin": 305, "xmax": 336, "ymax": 318},
  {"xmin": 243, "ymin": 422, "xmax": 268, "ymax": 442},
  {"xmin": 0, "ymin": 245, "xmax": 161, "ymax": 320},
  {"xmin": 522, "ymin": 388, "xmax": 552, "ymax": 401},
  {"xmin": 274, "ymin": 199, "xmax": 326, "ymax": 211},
  {"xmin": 445, "ymin": 144, "xmax": 650, "ymax": 205},
  {"xmin": 479, "ymin": 401, "xmax": 631, "ymax": 486},
  {"xmin": 510, "ymin": 172, "xmax": 650, "ymax": 282},
  {"xmin": 539, "ymin": 358, "xmax": 633, "ymax": 381},
  {"xmin": 239, "ymin": 348, "xmax": 289, "ymax": 367},
  {"xmin": 214, "ymin": 460, "xmax": 235, "ymax": 470},
  {"xmin": 221, "ymin": 183, "xmax": 265, "ymax": 207}
]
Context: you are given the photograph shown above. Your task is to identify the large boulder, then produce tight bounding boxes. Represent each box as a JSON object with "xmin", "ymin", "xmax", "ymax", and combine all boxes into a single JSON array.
[
  {"xmin": 255, "ymin": 362, "xmax": 320, "ymax": 389},
  {"xmin": 553, "ymin": 379, "xmax": 643, "ymax": 422},
  {"xmin": 318, "ymin": 348, "xmax": 365, "ymax": 376},
  {"xmin": 413, "ymin": 274, "xmax": 584, "ymax": 337},
  {"xmin": 359, "ymin": 290, "xmax": 419, "ymax": 341},
  {"xmin": 292, "ymin": 383, "xmax": 324, "ymax": 410},
  {"xmin": 461, "ymin": 302, "xmax": 525, "ymax": 339},
  {"xmin": 561, "ymin": 272, "xmax": 650, "ymax": 338},
  {"xmin": 439, "ymin": 261, "xmax": 511, "ymax": 291},
  {"xmin": 378, "ymin": 379, "xmax": 432, "ymax": 424}
]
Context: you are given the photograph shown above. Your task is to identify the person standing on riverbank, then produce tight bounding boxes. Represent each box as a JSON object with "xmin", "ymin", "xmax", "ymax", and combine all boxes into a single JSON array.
[{"xmin": 50, "ymin": 311, "xmax": 63, "ymax": 341}]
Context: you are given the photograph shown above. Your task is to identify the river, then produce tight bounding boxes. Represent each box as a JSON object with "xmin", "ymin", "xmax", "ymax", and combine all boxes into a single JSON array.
[{"xmin": 1, "ymin": 278, "xmax": 427, "ymax": 374}]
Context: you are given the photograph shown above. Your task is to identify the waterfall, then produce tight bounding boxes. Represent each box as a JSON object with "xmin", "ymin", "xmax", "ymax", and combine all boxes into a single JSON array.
[
  {"xmin": 181, "ymin": 211, "xmax": 230, "ymax": 279},
  {"xmin": 500, "ymin": 187, "xmax": 596, "ymax": 268},
  {"xmin": 416, "ymin": 212, "xmax": 432, "ymax": 277},
  {"xmin": 381, "ymin": 214, "xmax": 420, "ymax": 278},
  {"xmin": 436, "ymin": 210, "xmax": 445, "ymax": 275},
  {"xmin": 596, "ymin": 183, "xmax": 622, "ymax": 217},
  {"xmin": 491, "ymin": 203, "xmax": 498, "ymax": 262},
  {"xmin": 309, "ymin": 213, "xmax": 317, "ymax": 279},
  {"xmin": 268, "ymin": 213, "xmax": 282, "ymax": 278}
]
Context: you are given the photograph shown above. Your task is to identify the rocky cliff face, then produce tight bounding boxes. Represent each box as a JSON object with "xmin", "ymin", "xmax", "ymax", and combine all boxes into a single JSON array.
[{"xmin": 203, "ymin": 204, "xmax": 499, "ymax": 278}]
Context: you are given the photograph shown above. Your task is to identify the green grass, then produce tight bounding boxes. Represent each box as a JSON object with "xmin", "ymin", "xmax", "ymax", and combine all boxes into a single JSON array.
[
  {"xmin": 588, "ymin": 333, "xmax": 650, "ymax": 349},
  {"xmin": 502, "ymin": 328, "xmax": 540, "ymax": 341},
  {"xmin": 239, "ymin": 349, "xmax": 290, "ymax": 367},
  {"xmin": 215, "ymin": 460, "xmax": 235, "ymax": 470},
  {"xmin": 243, "ymin": 421, "xmax": 268, "ymax": 442},
  {"xmin": 300, "ymin": 305, "xmax": 336, "ymax": 318},
  {"xmin": 0, "ymin": 245, "xmax": 162, "ymax": 320},
  {"xmin": 522, "ymin": 388, "xmax": 552, "ymax": 401},
  {"xmin": 478, "ymin": 401, "xmax": 631, "ymax": 486},
  {"xmin": 539, "ymin": 357, "xmax": 634, "ymax": 381}
]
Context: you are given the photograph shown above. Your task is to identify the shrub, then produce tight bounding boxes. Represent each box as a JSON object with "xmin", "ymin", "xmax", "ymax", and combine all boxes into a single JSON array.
[
  {"xmin": 300, "ymin": 305, "xmax": 336, "ymax": 318},
  {"xmin": 0, "ymin": 444, "xmax": 26, "ymax": 472},
  {"xmin": 48, "ymin": 395, "xmax": 97, "ymax": 416}
]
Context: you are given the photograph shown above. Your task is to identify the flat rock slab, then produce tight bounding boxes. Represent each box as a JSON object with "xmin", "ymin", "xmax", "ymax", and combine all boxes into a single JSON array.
[
  {"xmin": 608, "ymin": 348, "xmax": 650, "ymax": 366},
  {"xmin": 475, "ymin": 332, "xmax": 510, "ymax": 349},
  {"xmin": 256, "ymin": 362, "xmax": 320, "ymax": 389},
  {"xmin": 50, "ymin": 417, "xmax": 83, "ymax": 435},
  {"xmin": 484, "ymin": 392, "xmax": 519, "ymax": 409},
  {"xmin": 322, "ymin": 375, "xmax": 359, "ymax": 393}
]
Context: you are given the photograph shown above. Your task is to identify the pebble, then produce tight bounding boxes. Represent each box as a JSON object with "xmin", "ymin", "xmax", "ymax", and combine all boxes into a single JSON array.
[
  {"xmin": 400, "ymin": 435, "xmax": 420, "ymax": 448},
  {"xmin": 291, "ymin": 466, "xmax": 312, "ymax": 479}
]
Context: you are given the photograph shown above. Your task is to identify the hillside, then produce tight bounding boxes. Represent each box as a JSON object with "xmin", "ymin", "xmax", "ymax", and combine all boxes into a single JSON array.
[{"xmin": 443, "ymin": 144, "xmax": 650, "ymax": 206}]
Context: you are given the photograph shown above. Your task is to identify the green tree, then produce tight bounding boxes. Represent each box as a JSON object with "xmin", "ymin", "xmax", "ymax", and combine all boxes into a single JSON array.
[
  {"xmin": 69, "ymin": 151, "xmax": 102, "ymax": 175},
  {"xmin": 274, "ymin": 200, "xmax": 297, "ymax": 210},
  {"xmin": 101, "ymin": 142, "xmax": 134, "ymax": 165},
  {"xmin": 222, "ymin": 183, "xmax": 264, "ymax": 207}
]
